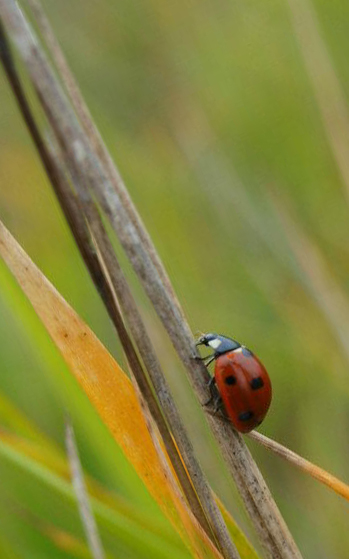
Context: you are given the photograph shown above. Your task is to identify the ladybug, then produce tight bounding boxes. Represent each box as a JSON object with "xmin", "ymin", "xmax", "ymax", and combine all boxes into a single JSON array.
[{"xmin": 196, "ymin": 333, "xmax": 272, "ymax": 433}]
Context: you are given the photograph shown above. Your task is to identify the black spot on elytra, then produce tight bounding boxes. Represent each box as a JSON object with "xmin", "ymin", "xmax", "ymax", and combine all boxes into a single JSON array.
[
  {"xmin": 224, "ymin": 375, "xmax": 237, "ymax": 385},
  {"xmin": 250, "ymin": 377, "xmax": 264, "ymax": 390},
  {"xmin": 241, "ymin": 347, "xmax": 253, "ymax": 358},
  {"xmin": 238, "ymin": 411, "xmax": 254, "ymax": 422}
]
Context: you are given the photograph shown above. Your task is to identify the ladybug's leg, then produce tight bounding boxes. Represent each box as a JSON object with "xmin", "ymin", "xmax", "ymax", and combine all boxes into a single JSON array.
[
  {"xmin": 203, "ymin": 378, "xmax": 226, "ymax": 417},
  {"xmin": 205, "ymin": 406, "xmax": 231, "ymax": 423},
  {"xmin": 212, "ymin": 394, "xmax": 224, "ymax": 414},
  {"xmin": 203, "ymin": 355, "xmax": 216, "ymax": 367},
  {"xmin": 203, "ymin": 376, "xmax": 219, "ymax": 406},
  {"xmin": 193, "ymin": 354, "xmax": 216, "ymax": 367}
]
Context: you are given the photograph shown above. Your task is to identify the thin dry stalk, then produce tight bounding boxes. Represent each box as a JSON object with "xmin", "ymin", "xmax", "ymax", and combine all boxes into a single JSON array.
[
  {"xmin": 65, "ymin": 421, "xmax": 105, "ymax": 559},
  {"xmin": 248, "ymin": 431, "xmax": 349, "ymax": 502},
  {"xmin": 0, "ymin": 2, "xmax": 303, "ymax": 558},
  {"xmin": 0, "ymin": 20, "xmax": 215, "ymax": 544}
]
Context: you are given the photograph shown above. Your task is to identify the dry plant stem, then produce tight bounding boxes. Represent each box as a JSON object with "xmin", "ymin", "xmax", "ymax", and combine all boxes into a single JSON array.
[
  {"xmin": 0, "ymin": 23, "xmax": 215, "ymax": 545},
  {"xmin": 0, "ymin": 10, "xmax": 236, "ymax": 557},
  {"xmin": 65, "ymin": 421, "xmax": 105, "ymax": 559},
  {"xmin": 248, "ymin": 431, "xmax": 349, "ymax": 502},
  {"xmin": 0, "ymin": 2, "xmax": 302, "ymax": 558}
]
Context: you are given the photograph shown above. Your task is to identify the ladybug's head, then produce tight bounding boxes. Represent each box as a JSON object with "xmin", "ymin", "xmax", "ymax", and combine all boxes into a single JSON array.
[
  {"xmin": 196, "ymin": 333, "xmax": 219, "ymax": 347},
  {"xmin": 196, "ymin": 333, "xmax": 241, "ymax": 355}
]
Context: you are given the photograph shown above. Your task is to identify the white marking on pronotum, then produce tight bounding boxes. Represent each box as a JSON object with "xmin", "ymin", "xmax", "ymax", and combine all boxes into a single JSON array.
[
  {"xmin": 208, "ymin": 338, "xmax": 222, "ymax": 349},
  {"xmin": 234, "ymin": 347, "xmax": 243, "ymax": 353}
]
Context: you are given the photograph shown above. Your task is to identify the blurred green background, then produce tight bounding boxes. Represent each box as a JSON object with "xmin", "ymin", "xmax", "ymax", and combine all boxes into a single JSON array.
[{"xmin": 1, "ymin": 0, "xmax": 349, "ymax": 557}]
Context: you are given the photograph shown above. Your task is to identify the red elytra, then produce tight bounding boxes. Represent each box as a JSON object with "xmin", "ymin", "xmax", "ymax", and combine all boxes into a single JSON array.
[
  {"xmin": 214, "ymin": 348, "xmax": 272, "ymax": 432},
  {"xmin": 196, "ymin": 333, "xmax": 272, "ymax": 433}
]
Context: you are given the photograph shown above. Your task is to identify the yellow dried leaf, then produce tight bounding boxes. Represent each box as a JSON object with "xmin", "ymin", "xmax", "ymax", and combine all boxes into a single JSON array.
[{"xmin": 0, "ymin": 221, "xmax": 221, "ymax": 559}]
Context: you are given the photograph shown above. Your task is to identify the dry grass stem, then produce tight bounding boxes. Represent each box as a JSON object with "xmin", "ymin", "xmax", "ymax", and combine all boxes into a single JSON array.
[
  {"xmin": 248, "ymin": 431, "xmax": 349, "ymax": 502},
  {"xmin": 0, "ymin": 1, "xmax": 303, "ymax": 558}
]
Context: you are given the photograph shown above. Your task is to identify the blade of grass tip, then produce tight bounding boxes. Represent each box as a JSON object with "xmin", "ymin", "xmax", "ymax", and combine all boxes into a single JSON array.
[
  {"xmin": 65, "ymin": 420, "xmax": 105, "ymax": 559},
  {"xmin": 286, "ymin": 0, "xmax": 349, "ymax": 205},
  {"xmin": 0, "ymin": 10, "xmax": 238, "ymax": 556},
  {"xmin": 247, "ymin": 431, "xmax": 349, "ymax": 503},
  {"xmin": 0, "ymin": 219, "xmax": 223, "ymax": 559},
  {"xmin": 0, "ymin": 3, "xmax": 302, "ymax": 558}
]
